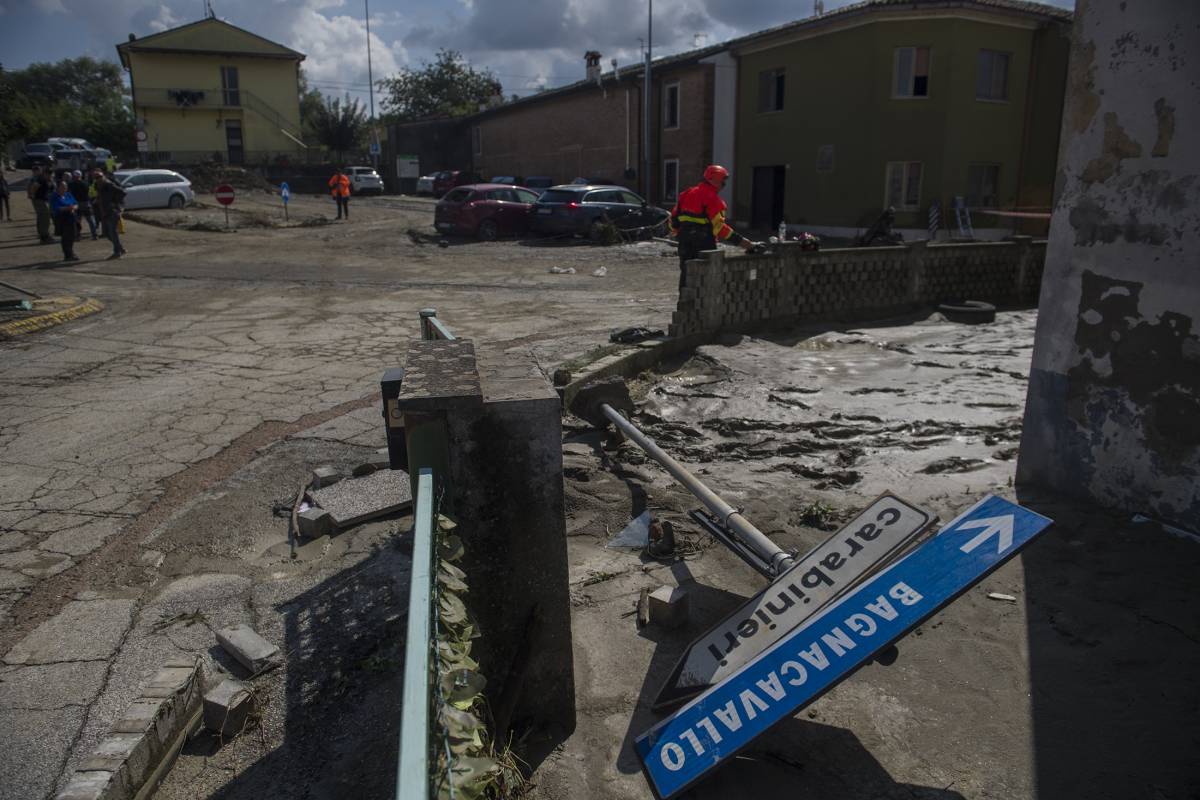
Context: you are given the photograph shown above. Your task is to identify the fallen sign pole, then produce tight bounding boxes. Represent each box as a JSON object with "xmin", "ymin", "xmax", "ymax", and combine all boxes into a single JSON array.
[
  {"xmin": 635, "ymin": 493, "xmax": 1053, "ymax": 799},
  {"xmin": 653, "ymin": 492, "xmax": 933, "ymax": 711}
]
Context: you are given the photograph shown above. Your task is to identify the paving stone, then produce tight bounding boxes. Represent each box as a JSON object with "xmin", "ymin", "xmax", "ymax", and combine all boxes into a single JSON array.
[
  {"xmin": 310, "ymin": 465, "xmax": 343, "ymax": 489},
  {"xmin": 3, "ymin": 599, "xmax": 135, "ymax": 665},
  {"xmin": 297, "ymin": 507, "xmax": 332, "ymax": 538},
  {"xmin": 648, "ymin": 585, "xmax": 690, "ymax": 629},
  {"xmin": 309, "ymin": 468, "xmax": 412, "ymax": 527},
  {"xmin": 214, "ymin": 624, "xmax": 279, "ymax": 673},
  {"xmin": 203, "ymin": 678, "xmax": 255, "ymax": 738},
  {"xmin": 0, "ymin": 661, "xmax": 109, "ymax": 709}
]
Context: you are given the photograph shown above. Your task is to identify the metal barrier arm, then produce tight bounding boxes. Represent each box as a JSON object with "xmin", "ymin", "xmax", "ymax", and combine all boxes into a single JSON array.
[
  {"xmin": 397, "ymin": 468, "xmax": 435, "ymax": 800},
  {"xmin": 419, "ymin": 308, "xmax": 456, "ymax": 342}
]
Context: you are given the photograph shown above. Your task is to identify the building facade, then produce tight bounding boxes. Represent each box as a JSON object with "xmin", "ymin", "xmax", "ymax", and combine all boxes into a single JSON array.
[
  {"xmin": 732, "ymin": 1, "xmax": 1070, "ymax": 236},
  {"xmin": 116, "ymin": 18, "xmax": 306, "ymax": 166}
]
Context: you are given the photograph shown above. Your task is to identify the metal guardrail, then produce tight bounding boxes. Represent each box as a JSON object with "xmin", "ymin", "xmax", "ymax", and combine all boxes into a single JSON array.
[
  {"xmin": 397, "ymin": 468, "xmax": 435, "ymax": 800},
  {"xmin": 419, "ymin": 308, "xmax": 456, "ymax": 341}
]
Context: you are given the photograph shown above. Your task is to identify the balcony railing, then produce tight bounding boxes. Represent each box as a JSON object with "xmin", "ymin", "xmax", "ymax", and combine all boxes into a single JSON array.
[{"xmin": 134, "ymin": 87, "xmax": 305, "ymax": 143}]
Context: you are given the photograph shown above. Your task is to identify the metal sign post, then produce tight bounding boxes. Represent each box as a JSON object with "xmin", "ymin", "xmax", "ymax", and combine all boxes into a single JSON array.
[
  {"xmin": 635, "ymin": 494, "xmax": 1053, "ymax": 799},
  {"xmin": 653, "ymin": 493, "xmax": 933, "ymax": 710},
  {"xmin": 280, "ymin": 181, "xmax": 290, "ymax": 222},
  {"xmin": 214, "ymin": 183, "xmax": 235, "ymax": 228}
]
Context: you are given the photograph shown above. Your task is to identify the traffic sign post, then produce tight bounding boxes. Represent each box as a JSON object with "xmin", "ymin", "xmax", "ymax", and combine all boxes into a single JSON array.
[
  {"xmin": 214, "ymin": 183, "xmax": 235, "ymax": 228},
  {"xmin": 635, "ymin": 494, "xmax": 1053, "ymax": 799},
  {"xmin": 280, "ymin": 182, "xmax": 290, "ymax": 222},
  {"xmin": 654, "ymin": 493, "xmax": 933, "ymax": 711}
]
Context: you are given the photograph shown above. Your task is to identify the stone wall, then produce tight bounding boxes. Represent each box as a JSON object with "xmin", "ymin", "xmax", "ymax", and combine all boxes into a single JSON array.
[{"xmin": 668, "ymin": 237, "xmax": 1046, "ymax": 337}]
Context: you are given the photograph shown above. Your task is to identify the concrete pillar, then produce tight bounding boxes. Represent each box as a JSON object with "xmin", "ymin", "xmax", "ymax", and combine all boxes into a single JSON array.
[{"xmin": 1018, "ymin": 0, "xmax": 1200, "ymax": 528}]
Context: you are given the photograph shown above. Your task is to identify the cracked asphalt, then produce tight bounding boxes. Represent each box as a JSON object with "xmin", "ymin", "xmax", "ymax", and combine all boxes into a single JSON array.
[{"xmin": 0, "ymin": 184, "xmax": 678, "ymax": 799}]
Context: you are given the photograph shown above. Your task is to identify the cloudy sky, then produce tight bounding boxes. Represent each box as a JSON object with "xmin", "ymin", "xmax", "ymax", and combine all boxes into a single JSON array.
[{"xmin": 0, "ymin": 0, "xmax": 1073, "ymax": 107}]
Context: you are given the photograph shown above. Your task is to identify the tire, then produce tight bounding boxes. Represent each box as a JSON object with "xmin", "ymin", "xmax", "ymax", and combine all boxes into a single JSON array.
[
  {"xmin": 938, "ymin": 300, "xmax": 996, "ymax": 324},
  {"xmin": 477, "ymin": 218, "xmax": 499, "ymax": 241},
  {"xmin": 588, "ymin": 219, "xmax": 607, "ymax": 243},
  {"xmin": 167, "ymin": 194, "xmax": 185, "ymax": 209}
]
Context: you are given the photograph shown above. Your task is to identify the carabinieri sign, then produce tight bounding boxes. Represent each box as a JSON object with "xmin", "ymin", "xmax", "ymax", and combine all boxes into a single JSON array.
[{"xmin": 634, "ymin": 494, "xmax": 1053, "ymax": 799}]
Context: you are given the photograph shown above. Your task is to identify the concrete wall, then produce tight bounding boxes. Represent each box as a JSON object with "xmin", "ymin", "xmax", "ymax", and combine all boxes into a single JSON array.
[
  {"xmin": 669, "ymin": 237, "xmax": 1045, "ymax": 337},
  {"xmin": 1017, "ymin": 0, "xmax": 1200, "ymax": 528}
]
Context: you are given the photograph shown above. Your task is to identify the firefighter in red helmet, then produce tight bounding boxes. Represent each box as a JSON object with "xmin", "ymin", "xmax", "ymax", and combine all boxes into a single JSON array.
[{"xmin": 668, "ymin": 165, "xmax": 756, "ymax": 290}]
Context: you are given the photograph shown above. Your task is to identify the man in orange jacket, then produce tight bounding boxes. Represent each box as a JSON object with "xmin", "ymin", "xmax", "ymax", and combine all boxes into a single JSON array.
[
  {"xmin": 329, "ymin": 167, "xmax": 351, "ymax": 220},
  {"xmin": 669, "ymin": 164, "xmax": 756, "ymax": 290}
]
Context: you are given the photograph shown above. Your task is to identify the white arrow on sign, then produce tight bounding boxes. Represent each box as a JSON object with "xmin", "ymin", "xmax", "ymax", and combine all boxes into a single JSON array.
[{"xmin": 957, "ymin": 515, "xmax": 1014, "ymax": 555}]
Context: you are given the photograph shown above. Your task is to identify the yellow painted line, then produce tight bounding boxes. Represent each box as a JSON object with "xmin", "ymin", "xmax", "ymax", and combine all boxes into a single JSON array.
[{"xmin": 0, "ymin": 297, "xmax": 105, "ymax": 338}]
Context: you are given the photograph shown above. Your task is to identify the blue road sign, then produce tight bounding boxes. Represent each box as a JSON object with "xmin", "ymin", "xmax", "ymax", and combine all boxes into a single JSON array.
[
  {"xmin": 280, "ymin": 182, "xmax": 290, "ymax": 204},
  {"xmin": 634, "ymin": 494, "xmax": 1053, "ymax": 799}
]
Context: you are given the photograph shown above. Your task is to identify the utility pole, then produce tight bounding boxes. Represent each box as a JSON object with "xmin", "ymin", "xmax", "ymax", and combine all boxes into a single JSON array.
[
  {"xmin": 643, "ymin": 0, "xmax": 652, "ymax": 200},
  {"xmin": 365, "ymin": 0, "xmax": 378, "ymax": 166}
]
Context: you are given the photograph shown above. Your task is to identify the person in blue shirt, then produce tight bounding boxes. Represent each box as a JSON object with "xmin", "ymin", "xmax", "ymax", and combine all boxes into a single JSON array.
[{"xmin": 50, "ymin": 181, "xmax": 80, "ymax": 262}]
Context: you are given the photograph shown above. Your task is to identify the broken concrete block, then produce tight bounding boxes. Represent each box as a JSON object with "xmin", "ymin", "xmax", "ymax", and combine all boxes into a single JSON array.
[
  {"xmin": 215, "ymin": 624, "xmax": 279, "ymax": 673},
  {"xmin": 309, "ymin": 468, "xmax": 412, "ymax": 527},
  {"xmin": 203, "ymin": 679, "xmax": 256, "ymax": 738},
  {"xmin": 648, "ymin": 585, "xmax": 690, "ymax": 629},
  {"xmin": 297, "ymin": 507, "xmax": 332, "ymax": 537},
  {"xmin": 310, "ymin": 465, "xmax": 343, "ymax": 489},
  {"xmin": 351, "ymin": 454, "xmax": 391, "ymax": 477}
]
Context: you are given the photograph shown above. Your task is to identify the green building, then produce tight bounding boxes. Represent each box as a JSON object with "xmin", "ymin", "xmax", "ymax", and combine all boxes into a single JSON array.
[{"xmin": 731, "ymin": 0, "xmax": 1071, "ymax": 239}]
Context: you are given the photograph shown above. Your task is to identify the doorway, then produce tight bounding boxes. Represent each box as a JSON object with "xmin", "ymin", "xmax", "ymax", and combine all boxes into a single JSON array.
[
  {"xmin": 751, "ymin": 165, "xmax": 786, "ymax": 231},
  {"xmin": 225, "ymin": 119, "xmax": 244, "ymax": 165}
]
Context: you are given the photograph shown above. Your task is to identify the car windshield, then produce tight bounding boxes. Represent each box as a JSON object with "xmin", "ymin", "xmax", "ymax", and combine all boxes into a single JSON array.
[
  {"xmin": 442, "ymin": 188, "xmax": 472, "ymax": 203},
  {"xmin": 538, "ymin": 190, "xmax": 581, "ymax": 203}
]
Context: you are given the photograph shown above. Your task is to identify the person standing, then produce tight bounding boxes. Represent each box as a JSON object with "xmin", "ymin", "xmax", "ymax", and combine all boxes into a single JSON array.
[
  {"xmin": 27, "ymin": 165, "xmax": 54, "ymax": 243},
  {"xmin": 668, "ymin": 165, "xmax": 756, "ymax": 291},
  {"xmin": 105, "ymin": 153, "xmax": 116, "ymax": 175},
  {"xmin": 68, "ymin": 170, "xmax": 92, "ymax": 239},
  {"xmin": 0, "ymin": 173, "xmax": 11, "ymax": 221},
  {"xmin": 328, "ymin": 167, "xmax": 350, "ymax": 220},
  {"xmin": 93, "ymin": 170, "xmax": 127, "ymax": 259},
  {"xmin": 50, "ymin": 180, "xmax": 80, "ymax": 261}
]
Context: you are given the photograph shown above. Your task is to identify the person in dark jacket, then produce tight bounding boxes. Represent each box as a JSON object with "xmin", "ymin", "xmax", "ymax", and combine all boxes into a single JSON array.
[
  {"xmin": 50, "ymin": 181, "xmax": 80, "ymax": 261},
  {"xmin": 0, "ymin": 173, "xmax": 11, "ymax": 222},
  {"xmin": 68, "ymin": 170, "xmax": 95, "ymax": 239},
  {"xmin": 27, "ymin": 166, "xmax": 54, "ymax": 243},
  {"xmin": 93, "ymin": 170, "xmax": 127, "ymax": 259}
]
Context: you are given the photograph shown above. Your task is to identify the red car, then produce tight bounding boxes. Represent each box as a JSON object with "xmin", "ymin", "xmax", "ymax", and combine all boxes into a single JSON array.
[
  {"xmin": 434, "ymin": 184, "xmax": 544, "ymax": 240},
  {"xmin": 432, "ymin": 170, "xmax": 483, "ymax": 197}
]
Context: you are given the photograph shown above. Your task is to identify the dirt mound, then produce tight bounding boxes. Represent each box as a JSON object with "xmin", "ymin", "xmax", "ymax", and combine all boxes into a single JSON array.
[{"xmin": 179, "ymin": 164, "xmax": 276, "ymax": 194}]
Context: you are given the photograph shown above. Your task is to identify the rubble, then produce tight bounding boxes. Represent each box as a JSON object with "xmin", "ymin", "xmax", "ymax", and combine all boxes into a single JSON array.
[
  {"xmin": 215, "ymin": 624, "xmax": 279, "ymax": 674},
  {"xmin": 647, "ymin": 585, "xmax": 690, "ymax": 628},
  {"xmin": 309, "ymin": 467, "xmax": 412, "ymax": 527},
  {"xmin": 203, "ymin": 679, "xmax": 256, "ymax": 738}
]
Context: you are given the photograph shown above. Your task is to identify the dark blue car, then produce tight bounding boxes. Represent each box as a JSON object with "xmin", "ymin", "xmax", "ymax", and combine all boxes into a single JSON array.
[{"xmin": 529, "ymin": 184, "xmax": 668, "ymax": 240}]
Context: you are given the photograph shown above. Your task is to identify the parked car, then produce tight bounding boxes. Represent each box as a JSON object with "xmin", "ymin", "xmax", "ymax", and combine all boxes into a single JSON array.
[
  {"xmin": 490, "ymin": 175, "xmax": 522, "ymax": 186},
  {"xmin": 416, "ymin": 173, "xmax": 438, "ymax": 195},
  {"xmin": 16, "ymin": 143, "xmax": 57, "ymax": 168},
  {"xmin": 49, "ymin": 137, "xmax": 95, "ymax": 151},
  {"xmin": 52, "ymin": 149, "xmax": 99, "ymax": 172},
  {"xmin": 113, "ymin": 169, "xmax": 195, "ymax": 209},
  {"xmin": 434, "ymin": 183, "xmax": 542, "ymax": 240},
  {"xmin": 432, "ymin": 170, "xmax": 482, "ymax": 197},
  {"xmin": 529, "ymin": 185, "xmax": 667, "ymax": 240},
  {"xmin": 523, "ymin": 176, "xmax": 555, "ymax": 190},
  {"xmin": 347, "ymin": 166, "xmax": 384, "ymax": 195}
]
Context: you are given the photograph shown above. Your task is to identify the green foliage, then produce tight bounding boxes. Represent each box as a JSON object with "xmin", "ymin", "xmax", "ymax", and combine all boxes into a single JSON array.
[
  {"xmin": 0, "ymin": 58, "xmax": 134, "ymax": 154},
  {"xmin": 377, "ymin": 49, "xmax": 501, "ymax": 122},
  {"xmin": 308, "ymin": 94, "xmax": 367, "ymax": 160},
  {"xmin": 297, "ymin": 68, "xmax": 326, "ymax": 142}
]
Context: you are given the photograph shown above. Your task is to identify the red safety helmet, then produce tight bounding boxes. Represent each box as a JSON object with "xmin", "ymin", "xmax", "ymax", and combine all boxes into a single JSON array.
[{"xmin": 703, "ymin": 164, "xmax": 730, "ymax": 185}]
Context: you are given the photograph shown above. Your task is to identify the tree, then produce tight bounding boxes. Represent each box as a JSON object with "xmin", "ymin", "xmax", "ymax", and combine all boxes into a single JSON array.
[
  {"xmin": 377, "ymin": 49, "xmax": 501, "ymax": 122},
  {"xmin": 0, "ymin": 57, "xmax": 134, "ymax": 155},
  {"xmin": 310, "ymin": 94, "xmax": 367, "ymax": 161},
  {"xmin": 297, "ymin": 68, "xmax": 326, "ymax": 143}
]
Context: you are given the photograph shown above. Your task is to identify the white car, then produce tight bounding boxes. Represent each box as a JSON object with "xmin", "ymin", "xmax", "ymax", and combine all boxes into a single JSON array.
[
  {"xmin": 113, "ymin": 169, "xmax": 195, "ymax": 209},
  {"xmin": 347, "ymin": 166, "xmax": 384, "ymax": 195},
  {"xmin": 416, "ymin": 174, "xmax": 436, "ymax": 195}
]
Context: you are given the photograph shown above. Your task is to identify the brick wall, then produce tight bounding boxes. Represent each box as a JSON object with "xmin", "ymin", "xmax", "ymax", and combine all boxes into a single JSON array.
[
  {"xmin": 654, "ymin": 64, "xmax": 714, "ymax": 202},
  {"xmin": 669, "ymin": 236, "xmax": 1046, "ymax": 336}
]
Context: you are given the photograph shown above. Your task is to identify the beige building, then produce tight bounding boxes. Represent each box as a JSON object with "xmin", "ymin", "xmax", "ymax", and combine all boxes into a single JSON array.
[{"xmin": 117, "ymin": 17, "xmax": 306, "ymax": 165}]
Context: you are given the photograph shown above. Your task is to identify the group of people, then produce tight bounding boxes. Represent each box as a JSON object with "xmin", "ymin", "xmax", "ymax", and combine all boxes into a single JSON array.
[{"xmin": 11, "ymin": 165, "xmax": 127, "ymax": 262}]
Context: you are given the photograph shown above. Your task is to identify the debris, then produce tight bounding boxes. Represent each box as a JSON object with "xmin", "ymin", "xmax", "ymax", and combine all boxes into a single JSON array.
[
  {"xmin": 609, "ymin": 326, "xmax": 665, "ymax": 344},
  {"xmin": 646, "ymin": 519, "xmax": 676, "ymax": 558},
  {"xmin": 591, "ymin": 266, "xmax": 607, "ymax": 277},
  {"xmin": 352, "ymin": 454, "xmax": 391, "ymax": 477},
  {"xmin": 648, "ymin": 585, "xmax": 690, "ymax": 628},
  {"xmin": 553, "ymin": 367, "xmax": 572, "ymax": 387},
  {"xmin": 987, "ymin": 592, "xmax": 1018, "ymax": 603},
  {"xmin": 548, "ymin": 266, "xmax": 576, "ymax": 274},
  {"xmin": 215, "ymin": 624, "xmax": 279, "ymax": 673},
  {"xmin": 310, "ymin": 468, "xmax": 413, "ymax": 527},
  {"xmin": 607, "ymin": 510, "xmax": 651, "ymax": 549},
  {"xmin": 637, "ymin": 588, "xmax": 651, "ymax": 629},
  {"xmin": 310, "ymin": 465, "xmax": 343, "ymax": 488},
  {"xmin": 203, "ymin": 678, "xmax": 256, "ymax": 738},
  {"xmin": 297, "ymin": 507, "xmax": 333, "ymax": 537},
  {"xmin": 438, "ymin": 238, "xmax": 449, "ymax": 248}
]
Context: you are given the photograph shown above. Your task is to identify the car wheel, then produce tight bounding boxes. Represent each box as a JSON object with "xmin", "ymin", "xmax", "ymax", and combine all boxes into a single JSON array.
[
  {"xmin": 477, "ymin": 218, "xmax": 499, "ymax": 241},
  {"xmin": 937, "ymin": 300, "xmax": 996, "ymax": 324},
  {"xmin": 588, "ymin": 218, "xmax": 608, "ymax": 243},
  {"xmin": 168, "ymin": 194, "xmax": 185, "ymax": 209}
]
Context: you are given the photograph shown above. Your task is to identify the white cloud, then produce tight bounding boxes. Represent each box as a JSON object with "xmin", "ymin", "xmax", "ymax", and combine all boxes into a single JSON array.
[
  {"xmin": 34, "ymin": 0, "xmax": 67, "ymax": 13},
  {"xmin": 290, "ymin": 8, "xmax": 406, "ymax": 89},
  {"xmin": 147, "ymin": 3, "xmax": 181, "ymax": 32}
]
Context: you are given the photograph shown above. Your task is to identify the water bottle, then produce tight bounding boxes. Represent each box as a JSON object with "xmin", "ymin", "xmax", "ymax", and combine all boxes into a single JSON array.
[{"xmin": 778, "ymin": 220, "xmax": 787, "ymax": 242}]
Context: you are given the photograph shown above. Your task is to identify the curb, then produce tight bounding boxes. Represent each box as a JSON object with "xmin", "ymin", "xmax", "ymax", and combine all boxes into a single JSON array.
[
  {"xmin": 560, "ymin": 332, "xmax": 712, "ymax": 408},
  {"xmin": 0, "ymin": 297, "xmax": 104, "ymax": 339},
  {"xmin": 56, "ymin": 657, "xmax": 205, "ymax": 800}
]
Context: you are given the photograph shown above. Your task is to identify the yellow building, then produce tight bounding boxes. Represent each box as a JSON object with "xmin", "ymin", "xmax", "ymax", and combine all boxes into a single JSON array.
[{"xmin": 116, "ymin": 17, "xmax": 306, "ymax": 165}]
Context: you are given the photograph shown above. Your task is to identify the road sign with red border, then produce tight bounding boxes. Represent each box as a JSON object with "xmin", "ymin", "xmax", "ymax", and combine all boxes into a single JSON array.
[{"xmin": 214, "ymin": 184, "xmax": 236, "ymax": 206}]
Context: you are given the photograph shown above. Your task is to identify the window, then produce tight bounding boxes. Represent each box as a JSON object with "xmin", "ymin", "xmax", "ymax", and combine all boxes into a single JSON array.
[
  {"xmin": 893, "ymin": 47, "xmax": 930, "ymax": 98},
  {"xmin": 219, "ymin": 66, "xmax": 239, "ymax": 106},
  {"xmin": 884, "ymin": 161, "xmax": 923, "ymax": 210},
  {"xmin": 757, "ymin": 68, "xmax": 785, "ymax": 112},
  {"xmin": 514, "ymin": 188, "xmax": 540, "ymax": 203},
  {"xmin": 443, "ymin": 187, "xmax": 472, "ymax": 203},
  {"xmin": 472, "ymin": 126, "xmax": 482, "ymax": 156},
  {"xmin": 619, "ymin": 190, "xmax": 644, "ymax": 205},
  {"xmin": 966, "ymin": 164, "xmax": 1000, "ymax": 207},
  {"xmin": 663, "ymin": 82, "xmax": 680, "ymax": 129},
  {"xmin": 662, "ymin": 159, "xmax": 679, "ymax": 201},
  {"xmin": 976, "ymin": 50, "xmax": 1010, "ymax": 101}
]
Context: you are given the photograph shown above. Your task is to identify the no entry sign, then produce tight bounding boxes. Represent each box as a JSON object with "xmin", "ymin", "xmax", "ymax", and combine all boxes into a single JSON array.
[
  {"xmin": 214, "ymin": 184, "xmax": 235, "ymax": 206},
  {"xmin": 654, "ymin": 493, "xmax": 932, "ymax": 710},
  {"xmin": 635, "ymin": 494, "xmax": 1053, "ymax": 799}
]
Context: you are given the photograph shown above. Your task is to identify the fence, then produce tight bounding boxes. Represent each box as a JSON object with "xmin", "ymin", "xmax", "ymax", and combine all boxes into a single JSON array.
[{"xmin": 397, "ymin": 468, "xmax": 436, "ymax": 800}]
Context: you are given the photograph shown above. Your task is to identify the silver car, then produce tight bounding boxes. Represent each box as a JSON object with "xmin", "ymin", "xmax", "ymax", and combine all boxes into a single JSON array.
[{"xmin": 113, "ymin": 169, "xmax": 195, "ymax": 209}]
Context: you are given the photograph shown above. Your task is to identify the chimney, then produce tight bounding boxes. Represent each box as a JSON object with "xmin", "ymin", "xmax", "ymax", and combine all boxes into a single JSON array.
[{"xmin": 584, "ymin": 51, "xmax": 602, "ymax": 83}]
